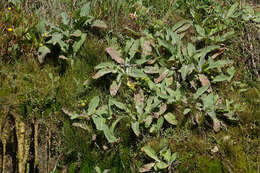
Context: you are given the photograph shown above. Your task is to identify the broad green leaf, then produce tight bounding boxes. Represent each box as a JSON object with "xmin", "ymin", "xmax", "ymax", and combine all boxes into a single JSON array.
[
  {"xmin": 95, "ymin": 62, "xmax": 115, "ymax": 70},
  {"xmin": 73, "ymin": 33, "xmax": 86, "ymax": 54},
  {"xmin": 253, "ymin": 17, "xmax": 260, "ymax": 23},
  {"xmin": 158, "ymin": 39, "xmax": 175, "ymax": 54},
  {"xmin": 194, "ymin": 85, "xmax": 209, "ymax": 99},
  {"xmin": 183, "ymin": 108, "xmax": 191, "ymax": 115},
  {"xmin": 131, "ymin": 121, "xmax": 140, "ymax": 136},
  {"xmin": 172, "ymin": 20, "xmax": 189, "ymax": 32},
  {"xmin": 161, "ymin": 149, "xmax": 171, "ymax": 162},
  {"xmin": 109, "ymin": 98, "xmax": 128, "ymax": 112},
  {"xmin": 187, "ymin": 43, "xmax": 196, "ymax": 57},
  {"xmin": 95, "ymin": 166, "xmax": 102, "ymax": 173},
  {"xmin": 111, "ymin": 116, "xmax": 125, "ymax": 133},
  {"xmin": 139, "ymin": 163, "xmax": 155, "ymax": 173},
  {"xmin": 142, "ymin": 146, "xmax": 160, "ymax": 162},
  {"xmin": 179, "ymin": 64, "xmax": 194, "ymax": 80},
  {"xmin": 92, "ymin": 68, "xmax": 116, "ymax": 79},
  {"xmin": 164, "ymin": 113, "xmax": 178, "ymax": 125},
  {"xmin": 206, "ymin": 60, "xmax": 232, "ymax": 70},
  {"xmin": 169, "ymin": 153, "xmax": 177, "ymax": 165},
  {"xmin": 91, "ymin": 20, "xmax": 108, "ymax": 29},
  {"xmin": 80, "ymin": 2, "xmax": 91, "ymax": 17},
  {"xmin": 70, "ymin": 30, "xmax": 82, "ymax": 37},
  {"xmin": 144, "ymin": 66, "xmax": 160, "ymax": 74},
  {"xmin": 103, "ymin": 125, "xmax": 117, "ymax": 143},
  {"xmin": 144, "ymin": 116, "xmax": 153, "ymax": 128},
  {"xmin": 212, "ymin": 74, "xmax": 230, "ymax": 82},
  {"xmin": 227, "ymin": 67, "xmax": 235, "ymax": 81},
  {"xmin": 38, "ymin": 46, "xmax": 50, "ymax": 63},
  {"xmin": 175, "ymin": 23, "xmax": 191, "ymax": 33},
  {"xmin": 195, "ymin": 25, "xmax": 205, "ymax": 37},
  {"xmin": 88, "ymin": 96, "xmax": 100, "ymax": 115},
  {"xmin": 226, "ymin": 2, "xmax": 239, "ymax": 18},
  {"xmin": 92, "ymin": 116, "xmax": 106, "ymax": 131},
  {"xmin": 127, "ymin": 68, "xmax": 147, "ymax": 78},
  {"xmin": 157, "ymin": 117, "xmax": 164, "ymax": 130},
  {"xmin": 156, "ymin": 161, "xmax": 168, "ymax": 169},
  {"xmin": 61, "ymin": 12, "xmax": 70, "ymax": 25}
]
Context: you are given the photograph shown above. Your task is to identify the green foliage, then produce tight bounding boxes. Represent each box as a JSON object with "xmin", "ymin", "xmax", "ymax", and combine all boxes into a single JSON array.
[{"xmin": 37, "ymin": 2, "xmax": 107, "ymax": 63}]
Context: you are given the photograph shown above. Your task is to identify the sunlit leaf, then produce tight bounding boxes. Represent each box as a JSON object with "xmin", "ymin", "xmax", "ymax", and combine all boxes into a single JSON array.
[
  {"xmin": 131, "ymin": 121, "xmax": 140, "ymax": 136},
  {"xmin": 61, "ymin": 12, "xmax": 70, "ymax": 25},
  {"xmin": 194, "ymin": 85, "xmax": 209, "ymax": 99},
  {"xmin": 73, "ymin": 33, "xmax": 86, "ymax": 54},
  {"xmin": 156, "ymin": 161, "xmax": 168, "ymax": 169},
  {"xmin": 38, "ymin": 46, "xmax": 50, "ymax": 63},
  {"xmin": 92, "ymin": 20, "xmax": 108, "ymax": 29},
  {"xmin": 164, "ymin": 113, "xmax": 178, "ymax": 125},
  {"xmin": 142, "ymin": 146, "xmax": 160, "ymax": 162},
  {"xmin": 80, "ymin": 2, "xmax": 91, "ymax": 17},
  {"xmin": 92, "ymin": 68, "xmax": 116, "ymax": 79},
  {"xmin": 88, "ymin": 96, "xmax": 100, "ymax": 115}
]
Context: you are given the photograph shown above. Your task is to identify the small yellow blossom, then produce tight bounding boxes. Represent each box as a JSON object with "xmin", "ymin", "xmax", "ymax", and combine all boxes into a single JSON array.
[
  {"xmin": 43, "ymin": 33, "xmax": 47, "ymax": 37},
  {"xmin": 8, "ymin": 7, "xmax": 12, "ymax": 11},
  {"xmin": 39, "ymin": 43, "xmax": 43, "ymax": 47},
  {"xmin": 7, "ymin": 28, "xmax": 13, "ymax": 32}
]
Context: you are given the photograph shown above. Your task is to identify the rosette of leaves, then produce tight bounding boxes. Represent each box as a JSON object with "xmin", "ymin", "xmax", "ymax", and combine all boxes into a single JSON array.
[
  {"xmin": 139, "ymin": 143, "xmax": 177, "ymax": 172},
  {"xmin": 38, "ymin": 2, "xmax": 107, "ymax": 63}
]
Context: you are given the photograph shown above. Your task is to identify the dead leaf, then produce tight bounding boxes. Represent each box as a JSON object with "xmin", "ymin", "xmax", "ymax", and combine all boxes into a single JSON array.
[
  {"xmin": 211, "ymin": 146, "xmax": 219, "ymax": 153},
  {"xmin": 139, "ymin": 163, "xmax": 155, "ymax": 172},
  {"xmin": 106, "ymin": 47, "xmax": 124, "ymax": 65},
  {"xmin": 198, "ymin": 74, "xmax": 212, "ymax": 92},
  {"xmin": 212, "ymin": 47, "xmax": 226, "ymax": 59}
]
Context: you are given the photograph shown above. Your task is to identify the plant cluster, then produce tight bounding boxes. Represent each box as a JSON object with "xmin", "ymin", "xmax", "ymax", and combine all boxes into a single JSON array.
[{"xmin": 62, "ymin": 1, "xmax": 260, "ymax": 171}]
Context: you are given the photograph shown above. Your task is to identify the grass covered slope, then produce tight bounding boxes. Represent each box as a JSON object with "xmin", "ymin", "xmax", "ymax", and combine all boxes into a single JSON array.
[{"xmin": 0, "ymin": 0, "xmax": 259, "ymax": 172}]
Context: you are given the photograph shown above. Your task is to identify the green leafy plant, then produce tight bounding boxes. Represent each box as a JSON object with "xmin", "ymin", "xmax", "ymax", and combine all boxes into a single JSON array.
[{"xmin": 37, "ymin": 2, "xmax": 107, "ymax": 63}]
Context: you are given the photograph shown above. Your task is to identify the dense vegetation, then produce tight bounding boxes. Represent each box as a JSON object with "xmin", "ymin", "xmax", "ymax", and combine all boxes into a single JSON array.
[{"xmin": 0, "ymin": 0, "xmax": 259, "ymax": 172}]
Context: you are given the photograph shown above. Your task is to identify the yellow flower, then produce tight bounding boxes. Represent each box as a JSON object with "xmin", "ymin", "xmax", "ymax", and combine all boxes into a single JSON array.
[
  {"xmin": 8, "ymin": 7, "xmax": 11, "ymax": 11},
  {"xmin": 43, "ymin": 33, "xmax": 47, "ymax": 37},
  {"xmin": 81, "ymin": 103, "xmax": 86, "ymax": 107},
  {"xmin": 7, "ymin": 28, "xmax": 13, "ymax": 32},
  {"xmin": 39, "ymin": 43, "xmax": 43, "ymax": 47}
]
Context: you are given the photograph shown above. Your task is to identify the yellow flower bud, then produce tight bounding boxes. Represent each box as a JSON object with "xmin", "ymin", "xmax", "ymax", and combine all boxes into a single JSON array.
[
  {"xmin": 7, "ymin": 28, "xmax": 13, "ymax": 32},
  {"xmin": 39, "ymin": 43, "xmax": 43, "ymax": 47},
  {"xmin": 8, "ymin": 7, "xmax": 12, "ymax": 11}
]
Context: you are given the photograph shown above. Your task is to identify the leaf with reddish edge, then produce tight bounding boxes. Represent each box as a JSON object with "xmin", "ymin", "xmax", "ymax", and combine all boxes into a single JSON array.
[
  {"xmin": 106, "ymin": 47, "xmax": 124, "ymax": 65},
  {"xmin": 139, "ymin": 163, "xmax": 155, "ymax": 172},
  {"xmin": 154, "ymin": 70, "xmax": 169, "ymax": 84}
]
